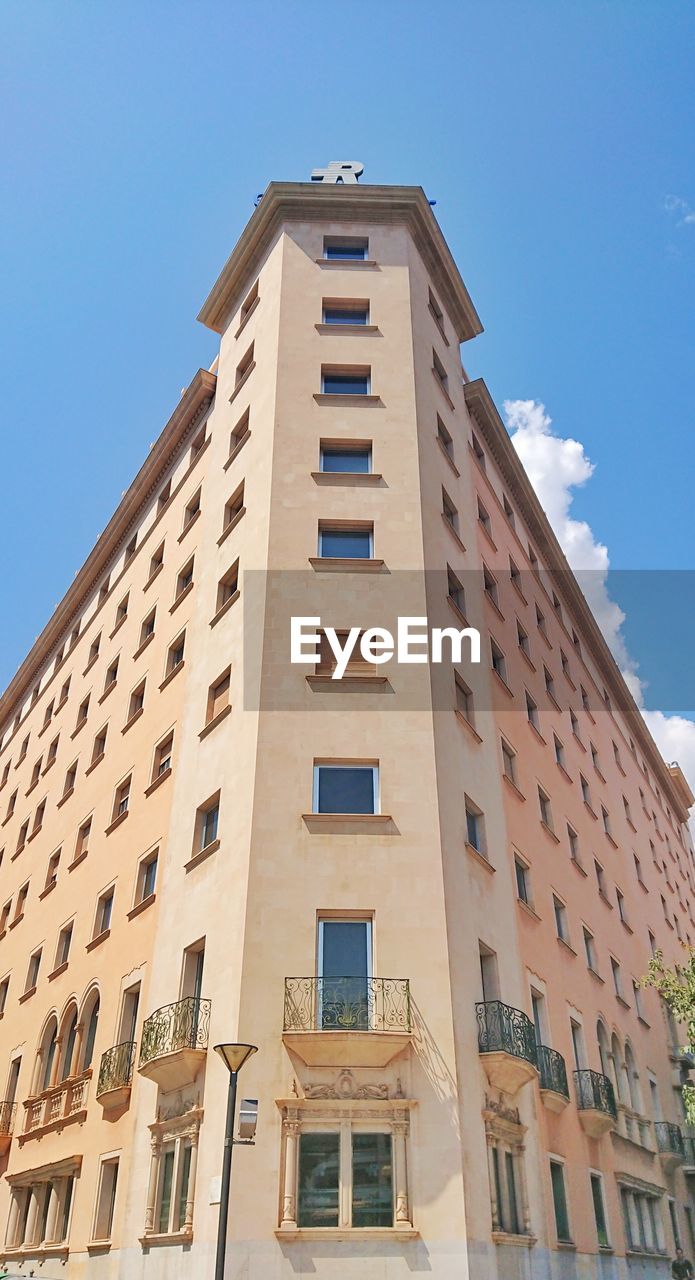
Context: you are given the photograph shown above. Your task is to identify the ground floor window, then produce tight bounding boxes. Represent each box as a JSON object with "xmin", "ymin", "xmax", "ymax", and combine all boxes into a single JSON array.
[
  {"xmin": 483, "ymin": 1098, "xmax": 533, "ymax": 1241},
  {"xmin": 143, "ymin": 1106, "xmax": 201, "ymax": 1239},
  {"xmin": 620, "ymin": 1183, "xmax": 666, "ymax": 1254},
  {"xmin": 5, "ymin": 1167, "xmax": 76, "ymax": 1252}
]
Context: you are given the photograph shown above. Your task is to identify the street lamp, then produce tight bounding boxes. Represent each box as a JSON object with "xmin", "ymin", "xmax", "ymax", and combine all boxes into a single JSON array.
[{"xmin": 213, "ymin": 1042, "xmax": 257, "ymax": 1280}]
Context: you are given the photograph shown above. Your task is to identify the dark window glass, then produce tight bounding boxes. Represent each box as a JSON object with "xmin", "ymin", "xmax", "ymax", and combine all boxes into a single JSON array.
[
  {"xmin": 505, "ymin": 1151, "xmax": 520, "ymax": 1234},
  {"xmin": 352, "ymin": 1133, "xmax": 393, "ymax": 1227},
  {"xmin": 550, "ymin": 1161, "xmax": 571, "ymax": 1242},
  {"xmin": 590, "ymin": 1174, "xmax": 608, "ymax": 1247},
  {"xmin": 324, "ymin": 243, "xmax": 367, "ymax": 260},
  {"xmin": 324, "ymin": 308, "xmax": 368, "ymax": 325},
  {"xmin": 320, "ymin": 528, "xmax": 371, "ymax": 559},
  {"xmin": 320, "ymin": 920, "xmax": 370, "ymax": 1030},
  {"xmin": 321, "ymin": 448, "xmax": 370, "ymax": 474},
  {"xmin": 158, "ymin": 1149, "xmax": 175, "ymax": 1233},
  {"xmin": 298, "ymin": 1132, "xmax": 340, "ymax": 1227},
  {"xmin": 322, "ymin": 373, "xmax": 369, "ymax": 395},
  {"xmin": 317, "ymin": 766, "xmax": 375, "ymax": 815}
]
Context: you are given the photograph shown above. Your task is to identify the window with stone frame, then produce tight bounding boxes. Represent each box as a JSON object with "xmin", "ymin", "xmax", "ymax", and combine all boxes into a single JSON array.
[
  {"xmin": 483, "ymin": 1097, "xmax": 533, "ymax": 1241},
  {"xmin": 143, "ymin": 1106, "xmax": 202, "ymax": 1240},
  {"xmin": 5, "ymin": 1164, "xmax": 76, "ymax": 1252}
]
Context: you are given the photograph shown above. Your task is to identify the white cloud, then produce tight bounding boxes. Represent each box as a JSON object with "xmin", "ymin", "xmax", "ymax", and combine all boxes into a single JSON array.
[
  {"xmin": 664, "ymin": 194, "xmax": 695, "ymax": 227},
  {"xmin": 504, "ymin": 397, "xmax": 694, "ymax": 807}
]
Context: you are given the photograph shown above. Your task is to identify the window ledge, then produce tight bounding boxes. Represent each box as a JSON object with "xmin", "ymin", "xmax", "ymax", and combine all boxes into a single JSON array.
[
  {"xmin": 48, "ymin": 961, "xmax": 69, "ymax": 982},
  {"xmin": 502, "ymin": 774, "xmax": 526, "ymax": 803},
  {"xmin": 432, "ymin": 369, "xmax": 455, "ymax": 411},
  {"xmin": 605, "ymin": 832, "xmax": 619, "ymax": 849},
  {"xmin": 465, "ymin": 842, "xmax": 495, "ymax": 874},
  {"xmin": 309, "ymin": 557, "xmax": 385, "ymax": 574},
  {"xmin": 57, "ymin": 785, "xmax": 75, "ymax": 808},
  {"xmin": 442, "ymin": 514, "xmax": 466, "ymax": 553},
  {"xmin": 199, "ymin": 705, "xmax": 233, "ymax": 740},
  {"xmin": 584, "ymin": 801, "xmax": 598, "ymax": 820},
  {"xmin": 311, "ymin": 471, "xmax": 383, "ymax": 488},
  {"xmin": 140, "ymin": 1230, "xmax": 193, "ymax": 1248},
  {"xmin": 87, "ymin": 1241, "xmax": 112, "ymax": 1254},
  {"xmin": 492, "ymin": 669, "xmax": 514, "ymax": 700},
  {"xmin": 620, "ymin": 918, "xmax": 634, "ymax": 935},
  {"xmin": 170, "ymin": 581, "xmax": 194, "ymax": 614},
  {"xmin": 555, "ymin": 1241, "xmax": 577, "ymax": 1251},
  {"xmin": 478, "ymin": 521, "xmax": 498, "ymax": 554},
  {"xmin": 313, "ymin": 393, "xmax": 382, "ymax": 406},
  {"xmin": 42, "ymin": 754, "xmax": 56, "ymax": 775},
  {"xmin": 160, "ymin": 660, "xmax": 185, "ymax": 691},
  {"xmin": 302, "ymin": 813, "xmax": 395, "ymax": 833},
  {"xmin": 484, "ymin": 592, "xmax": 505, "ymax": 624},
  {"xmin": 127, "ymin": 893, "xmax": 156, "ymax": 920},
  {"xmin": 315, "ymin": 322, "xmax": 381, "ymax": 336},
  {"xmin": 143, "ymin": 561, "xmax": 164, "ymax": 592},
  {"xmin": 217, "ymin": 506, "xmax": 246, "ymax": 546},
  {"xmin": 491, "ymin": 1232, "xmax": 537, "ymax": 1249},
  {"xmin": 235, "ymin": 293, "xmax": 260, "ymax": 337},
  {"xmin": 98, "ymin": 681, "xmax": 117, "ymax": 706},
  {"xmin": 275, "ymin": 1226, "xmax": 418, "ymax": 1242},
  {"xmin": 224, "ymin": 428, "xmax": 251, "ymax": 470},
  {"xmin": 27, "ymin": 824, "xmax": 42, "ymax": 844},
  {"xmin": 109, "ymin": 615, "xmax": 127, "ymax": 641},
  {"xmin": 210, "ymin": 590, "xmax": 241, "ymax": 628},
  {"xmin": 314, "ymin": 257, "xmax": 379, "ymax": 268},
  {"xmin": 527, "ymin": 721, "xmax": 547, "ymax": 746},
  {"xmin": 185, "ymin": 838, "xmax": 220, "ymax": 872},
  {"xmin": 133, "ymin": 632, "xmax": 155, "ymax": 662},
  {"xmin": 178, "ymin": 509, "xmax": 201, "ymax": 543},
  {"xmin": 511, "ymin": 579, "xmax": 528, "ymax": 606},
  {"xmin": 518, "ymin": 648, "xmax": 536, "ymax": 673},
  {"xmin": 557, "ymin": 937, "xmax": 577, "ymax": 957},
  {"xmin": 19, "ymin": 985, "xmax": 37, "ymax": 1004},
  {"xmin": 454, "ymin": 709, "xmax": 483, "ymax": 743},
  {"xmin": 593, "ymin": 766, "xmax": 607, "ymax": 783},
  {"xmin": 68, "ymin": 850, "xmax": 88, "ymax": 873},
  {"xmin": 105, "ymin": 810, "xmax": 129, "ymax": 835},
  {"xmin": 547, "ymin": 690, "xmax": 562, "ymax": 713},
  {"xmin": 436, "ymin": 437, "xmax": 460, "ymax": 476},
  {"xmin": 572, "ymin": 731, "xmax": 587, "ymax": 752},
  {"xmin": 12, "ymin": 842, "xmax": 26, "ymax": 860},
  {"xmin": 540, "ymin": 821, "xmax": 560, "ymax": 844},
  {"xmin": 587, "ymin": 966, "xmax": 605, "ymax": 985},
  {"xmin": 86, "ymin": 928, "xmax": 111, "ymax": 953},
  {"xmin": 570, "ymin": 857, "xmax": 587, "ymax": 877},
  {"xmin": 25, "ymin": 778, "xmax": 38, "ymax": 797},
  {"xmin": 518, "ymin": 898, "xmax": 541, "ymax": 922},
  {"xmin": 615, "ymin": 994, "xmax": 631, "ymax": 1010},
  {"xmin": 85, "ymin": 752, "xmax": 105, "ymax": 777},
  {"xmin": 9, "ymin": 912, "xmax": 24, "ymax": 931},
  {"xmin": 39, "ymin": 880, "xmax": 57, "ymax": 899},
  {"xmin": 122, "ymin": 707, "xmax": 144, "ymax": 735},
  {"xmin": 229, "ymin": 360, "xmax": 256, "ymax": 404},
  {"xmin": 598, "ymin": 890, "xmax": 614, "ymax": 910},
  {"xmin": 144, "ymin": 768, "xmax": 171, "ymax": 798},
  {"xmin": 556, "ymin": 762, "xmax": 573, "ymax": 784}
]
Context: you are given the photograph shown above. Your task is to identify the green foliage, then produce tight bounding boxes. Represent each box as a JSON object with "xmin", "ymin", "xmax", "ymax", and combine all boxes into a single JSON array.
[{"xmin": 643, "ymin": 946, "xmax": 695, "ymax": 1123}]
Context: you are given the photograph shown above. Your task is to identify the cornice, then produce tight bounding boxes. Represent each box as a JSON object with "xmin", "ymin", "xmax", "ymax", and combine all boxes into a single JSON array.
[
  {"xmin": 464, "ymin": 377, "xmax": 691, "ymax": 824},
  {"xmin": 0, "ymin": 369, "xmax": 216, "ymax": 730},
  {"xmin": 198, "ymin": 181, "xmax": 483, "ymax": 343}
]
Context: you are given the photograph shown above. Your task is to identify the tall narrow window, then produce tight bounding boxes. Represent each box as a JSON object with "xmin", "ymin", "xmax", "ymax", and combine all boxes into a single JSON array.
[{"xmin": 550, "ymin": 1161, "xmax": 572, "ymax": 1243}]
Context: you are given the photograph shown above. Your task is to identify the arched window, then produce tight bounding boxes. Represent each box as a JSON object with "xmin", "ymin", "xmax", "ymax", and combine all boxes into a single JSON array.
[
  {"xmin": 596, "ymin": 1021, "xmax": 610, "ymax": 1078},
  {"xmin": 625, "ymin": 1042, "xmax": 643, "ymax": 1113},
  {"xmin": 611, "ymin": 1032, "xmax": 629, "ymax": 1105},
  {"xmin": 82, "ymin": 995, "xmax": 100, "ymax": 1071},
  {"xmin": 39, "ymin": 1018, "xmax": 58, "ymax": 1092},
  {"xmin": 59, "ymin": 1009, "xmax": 78, "ymax": 1082}
]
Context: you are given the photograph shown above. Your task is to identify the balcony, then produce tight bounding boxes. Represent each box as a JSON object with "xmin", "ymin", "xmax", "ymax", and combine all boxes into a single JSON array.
[
  {"xmin": 138, "ymin": 997, "xmax": 211, "ymax": 1092},
  {"xmin": 475, "ymin": 1001, "xmax": 538, "ymax": 1095},
  {"xmin": 97, "ymin": 1041, "xmax": 136, "ymax": 1110},
  {"xmin": 283, "ymin": 977, "xmax": 412, "ymax": 1067},
  {"xmin": 20, "ymin": 1071, "xmax": 90, "ymax": 1145},
  {"xmin": 0, "ymin": 1101, "xmax": 17, "ymax": 1156},
  {"xmin": 537, "ymin": 1044, "xmax": 570, "ymax": 1113},
  {"xmin": 655, "ymin": 1121, "xmax": 685, "ymax": 1171},
  {"xmin": 574, "ymin": 1069, "xmax": 616, "ymax": 1138}
]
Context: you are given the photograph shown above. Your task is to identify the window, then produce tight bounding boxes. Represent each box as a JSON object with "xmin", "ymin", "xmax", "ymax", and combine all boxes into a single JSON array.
[
  {"xmin": 0, "ymin": 976, "xmax": 9, "ymax": 1014},
  {"xmin": 63, "ymin": 761, "xmax": 77, "ymax": 797},
  {"xmin": 536, "ymin": 603, "xmax": 546, "ymax": 635},
  {"xmin": 490, "ymin": 638, "xmax": 507, "ymax": 683},
  {"xmin": 454, "ymin": 673, "xmax": 474, "ymax": 723},
  {"xmin": 183, "ymin": 488, "xmax": 201, "ymax": 532},
  {"xmin": 0, "ymin": 900, "xmax": 12, "ymax": 933},
  {"xmin": 501, "ymin": 740, "xmax": 517, "ymax": 785},
  {"xmin": 320, "ymin": 442, "xmax": 371, "ymax": 474},
  {"xmin": 553, "ymin": 734, "xmax": 565, "ymax": 768},
  {"xmin": 313, "ymin": 764, "xmax": 378, "ymax": 815},
  {"xmin": 324, "ymin": 237, "xmax": 368, "ymax": 260},
  {"xmin": 428, "ymin": 287, "xmax": 445, "ymax": 335},
  {"xmin": 616, "ymin": 888, "xmax": 628, "ymax": 924},
  {"xmin": 112, "ymin": 777, "xmax": 131, "ymax": 821},
  {"xmin": 590, "ymin": 1173, "xmax": 609, "ymax": 1248},
  {"xmin": 297, "ymin": 1128, "xmax": 393, "ymax": 1229},
  {"xmin": 594, "ymin": 859, "xmax": 606, "ymax": 896},
  {"xmin": 5, "ymin": 788, "xmax": 17, "ymax": 820},
  {"xmin": 483, "ymin": 567, "xmax": 499, "ymax": 609},
  {"xmin": 104, "ymin": 658, "xmax": 119, "ymax": 694},
  {"xmin": 544, "ymin": 666, "xmax": 556, "ymax": 701},
  {"xmin": 216, "ymin": 561, "xmax": 240, "ymax": 611},
  {"xmin": 436, "ymin": 415, "xmax": 453, "ymax": 460},
  {"xmin": 45, "ymin": 850, "xmax": 61, "ymax": 893},
  {"xmin": 175, "ymin": 557, "xmax": 194, "ymax": 601},
  {"xmin": 32, "ymin": 803, "xmax": 45, "ymax": 836},
  {"xmin": 240, "ymin": 279, "xmax": 259, "ymax": 324},
  {"xmin": 76, "ymin": 695, "xmax": 90, "ymax": 729},
  {"xmin": 634, "ymin": 854, "xmax": 644, "ymax": 886},
  {"xmin": 115, "ymin": 593, "xmax": 129, "ymax": 628},
  {"xmin": 323, "ymin": 300, "xmax": 369, "ymax": 325},
  {"xmin": 18, "ymin": 735, "xmax": 29, "ymax": 763},
  {"xmin": 153, "ymin": 734, "xmax": 173, "ymax": 780},
  {"xmin": 580, "ymin": 774, "xmax": 591, "ymax": 806},
  {"xmin": 553, "ymin": 896, "xmax": 569, "ymax": 943},
  {"xmin": 1, "ymin": 759, "xmax": 11, "ymax": 788},
  {"xmin": 223, "ymin": 482, "xmax": 245, "ymax": 531},
  {"xmin": 235, "ymin": 343, "xmax": 254, "ymax": 387},
  {"xmin": 579, "ymin": 685, "xmax": 589, "ymax": 713},
  {"xmin": 149, "ymin": 542, "xmax": 164, "ymax": 580},
  {"xmin": 613, "ymin": 741, "xmax": 623, "ymax": 769},
  {"xmin": 465, "ymin": 797, "xmax": 485, "ymax": 855},
  {"xmin": 552, "ymin": 591, "xmax": 562, "ymax": 621},
  {"xmin": 538, "ymin": 787, "xmax": 553, "ymax": 831},
  {"xmin": 515, "ymin": 857, "xmax": 530, "ymax": 905},
  {"xmin": 601, "ymin": 805, "xmax": 612, "ymax": 837},
  {"xmin": 94, "ymin": 888, "xmax": 114, "ymax": 938},
  {"xmin": 487, "ymin": 1134, "xmax": 526, "ymax": 1236},
  {"xmin": 610, "ymin": 957, "xmax": 623, "ymax": 999},
  {"xmin": 87, "ymin": 634, "xmax": 100, "ymax": 666},
  {"xmin": 442, "ymin": 489, "xmax": 459, "ymax": 533},
  {"xmin": 447, "ymin": 566, "xmax": 466, "ymax": 614},
  {"xmin": 321, "ymin": 366, "xmax": 370, "ymax": 396},
  {"xmin": 139, "ymin": 609, "xmax": 156, "ymax": 646},
  {"xmin": 75, "ymin": 818, "xmax": 91, "ymax": 861},
  {"xmin": 567, "ymin": 824, "xmax": 580, "ymax": 865},
  {"xmin": 166, "ymin": 632, "xmax": 185, "ymax": 675},
  {"xmin": 525, "ymin": 691, "xmax": 539, "ymax": 729},
  {"xmin": 477, "ymin": 498, "xmax": 491, "ymax": 536},
  {"xmin": 206, "ymin": 669, "xmax": 231, "ymax": 724},
  {"xmin": 633, "ymin": 980, "xmax": 645, "ymax": 1020},
  {"xmin": 189, "ymin": 423, "xmax": 207, "ymax": 464},
  {"xmin": 195, "ymin": 798, "xmax": 220, "ymax": 849},
  {"xmin": 315, "ymin": 630, "xmax": 376, "ymax": 679},
  {"xmin": 93, "ymin": 1157, "xmax": 119, "ymax": 1242},
  {"xmin": 25, "ymin": 948, "xmax": 42, "ymax": 993},
  {"xmin": 55, "ymin": 922, "xmax": 73, "ymax": 969},
  {"xmin": 136, "ymin": 850, "xmax": 158, "ymax": 904},
  {"xmin": 471, "ymin": 433, "xmax": 486, "ymax": 469},
  {"xmin": 98, "ymin": 576, "xmax": 110, "ymax": 605},
  {"xmin": 560, "ymin": 650, "xmax": 570, "ymax": 679},
  {"xmin": 583, "ymin": 927, "xmax": 597, "ymax": 971},
  {"xmin": 229, "ymin": 407, "xmax": 250, "ymax": 458},
  {"xmin": 92, "ymin": 725, "xmax": 107, "ymax": 765},
  {"xmin": 550, "ymin": 1160, "xmax": 571, "ymax": 1243},
  {"xmin": 620, "ymin": 1186, "xmax": 665, "ymax": 1254},
  {"xmin": 124, "ymin": 534, "xmax": 137, "ymax": 565},
  {"xmin": 432, "ymin": 348, "xmax": 449, "ymax": 394},
  {"xmin": 127, "ymin": 680, "xmax": 145, "ymax": 722},
  {"xmin": 16, "ymin": 819, "xmax": 29, "ymax": 853},
  {"xmin": 502, "ymin": 494, "xmax": 515, "ymax": 528},
  {"xmin": 509, "ymin": 557, "xmax": 521, "ymax": 590},
  {"xmin": 319, "ymin": 525, "xmax": 372, "ymax": 559}
]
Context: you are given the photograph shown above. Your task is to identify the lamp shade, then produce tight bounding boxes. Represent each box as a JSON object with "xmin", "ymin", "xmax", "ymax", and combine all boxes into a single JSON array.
[{"xmin": 214, "ymin": 1043, "xmax": 258, "ymax": 1074}]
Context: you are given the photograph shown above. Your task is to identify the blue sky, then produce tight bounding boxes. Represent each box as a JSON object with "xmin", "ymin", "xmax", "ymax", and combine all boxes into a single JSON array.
[{"xmin": 0, "ymin": 0, "xmax": 693, "ymax": 699}]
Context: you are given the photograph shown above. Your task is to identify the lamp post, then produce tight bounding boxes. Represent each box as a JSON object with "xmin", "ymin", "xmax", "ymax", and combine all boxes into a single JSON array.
[{"xmin": 213, "ymin": 1042, "xmax": 257, "ymax": 1280}]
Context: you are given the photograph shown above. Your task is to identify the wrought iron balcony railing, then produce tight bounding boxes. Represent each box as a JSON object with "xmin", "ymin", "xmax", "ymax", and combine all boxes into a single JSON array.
[
  {"xmin": 0, "ymin": 1101, "xmax": 17, "ymax": 1136},
  {"xmin": 97, "ymin": 1041, "xmax": 136, "ymax": 1097},
  {"xmin": 537, "ymin": 1044, "xmax": 569, "ymax": 1098},
  {"xmin": 655, "ymin": 1121, "xmax": 685, "ymax": 1157},
  {"xmin": 284, "ymin": 977, "xmax": 411, "ymax": 1033},
  {"xmin": 139, "ymin": 997, "xmax": 211, "ymax": 1068},
  {"xmin": 475, "ymin": 1001, "xmax": 538, "ymax": 1068},
  {"xmin": 573, "ymin": 1068, "xmax": 617, "ymax": 1119}
]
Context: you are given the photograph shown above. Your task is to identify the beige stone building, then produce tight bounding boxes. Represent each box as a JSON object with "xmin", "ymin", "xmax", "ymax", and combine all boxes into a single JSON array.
[{"xmin": 0, "ymin": 177, "xmax": 693, "ymax": 1279}]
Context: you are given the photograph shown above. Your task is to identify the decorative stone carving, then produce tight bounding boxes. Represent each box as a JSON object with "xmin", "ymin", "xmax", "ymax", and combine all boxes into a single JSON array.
[{"xmin": 304, "ymin": 1069, "xmax": 389, "ymax": 1100}]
